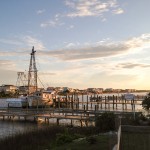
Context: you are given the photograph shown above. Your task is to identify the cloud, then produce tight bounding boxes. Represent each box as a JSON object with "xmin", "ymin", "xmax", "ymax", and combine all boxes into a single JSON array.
[
  {"xmin": 1, "ymin": 34, "xmax": 150, "ymax": 63},
  {"xmin": 0, "ymin": 69, "xmax": 17, "ymax": 85},
  {"xmin": 40, "ymin": 20, "xmax": 64, "ymax": 28},
  {"xmin": 38, "ymin": 33, "xmax": 150, "ymax": 61},
  {"xmin": 113, "ymin": 8, "xmax": 124, "ymax": 14},
  {"xmin": 0, "ymin": 36, "xmax": 46, "ymax": 52},
  {"xmin": 0, "ymin": 38, "xmax": 22, "ymax": 45},
  {"xmin": 39, "ymin": 44, "xmax": 122, "ymax": 61},
  {"xmin": 40, "ymin": 14, "xmax": 65, "ymax": 28},
  {"xmin": 23, "ymin": 36, "xmax": 45, "ymax": 50},
  {"xmin": 0, "ymin": 51, "xmax": 21, "ymax": 57},
  {"xmin": 65, "ymin": 43, "xmax": 76, "ymax": 48},
  {"xmin": 116, "ymin": 63, "xmax": 150, "ymax": 69},
  {"xmin": 39, "ymin": 72, "xmax": 57, "ymax": 76},
  {"xmin": 0, "ymin": 60, "xmax": 16, "ymax": 70},
  {"xmin": 65, "ymin": 0, "xmax": 124, "ymax": 18},
  {"xmin": 37, "ymin": 9, "xmax": 45, "ymax": 14},
  {"xmin": 67, "ymin": 25, "xmax": 74, "ymax": 30},
  {"xmin": 91, "ymin": 71, "xmax": 138, "ymax": 83},
  {"xmin": 125, "ymin": 34, "xmax": 150, "ymax": 48}
]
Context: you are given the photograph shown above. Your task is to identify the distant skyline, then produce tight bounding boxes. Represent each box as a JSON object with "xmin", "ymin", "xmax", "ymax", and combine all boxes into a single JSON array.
[{"xmin": 0, "ymin": 0, "xmax": 150, "ymax": 89}]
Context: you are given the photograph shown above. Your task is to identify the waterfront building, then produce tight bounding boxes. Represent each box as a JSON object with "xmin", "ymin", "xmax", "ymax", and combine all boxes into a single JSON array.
[
  {"xmin": 104, "ymin": 88, "xmax": 114, "ymax": 92},
  {"xmin": 125, "ymin": 89, "xmax": 136, "ymax": 93},
  {"xmin": 0, "ymin": 85, "xmax": 17, "ymax": 94}
]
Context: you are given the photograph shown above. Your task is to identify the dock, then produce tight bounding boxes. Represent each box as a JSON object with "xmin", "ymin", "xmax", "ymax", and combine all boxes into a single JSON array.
[{"xmin": 0, "ymin": 94, "xmax": 144, "ymax": 126}]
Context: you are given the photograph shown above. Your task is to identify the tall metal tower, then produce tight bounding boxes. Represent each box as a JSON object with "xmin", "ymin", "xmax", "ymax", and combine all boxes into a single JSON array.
[
  {"xmin": 28, "ymin": 46, "xmax": 38, "ymax": 94},
  {"xmin": 16, "ymin": 72, "xmax": 27, "ymax": 87},
  {"xmin": 16, "ymin": 72, "xmax": 28, "ymax": 95}
]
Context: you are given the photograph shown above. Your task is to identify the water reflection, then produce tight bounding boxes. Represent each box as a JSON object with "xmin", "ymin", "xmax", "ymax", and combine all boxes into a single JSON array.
[{"xmin": 0, "ymin": 120, "xmax": 43, "ymax": 139}]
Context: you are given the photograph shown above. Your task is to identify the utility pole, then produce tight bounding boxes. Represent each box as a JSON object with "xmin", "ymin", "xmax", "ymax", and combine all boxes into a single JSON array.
[{"xmin": 28, "ymin": 46, "xmax": 38, "ymax": 94}]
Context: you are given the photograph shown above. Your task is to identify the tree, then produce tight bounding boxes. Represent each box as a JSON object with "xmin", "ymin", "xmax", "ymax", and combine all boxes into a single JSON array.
[
  {"xmin": 95, "ymin": 112, "xmax": 115, "ymax": 131},
  {"xmin": 142, "ymin": 92, "xmax": 150, "ymax": 111},
  {"xmin": 0, "ymin": 90, "xmax": 6, "ymax": 97}
]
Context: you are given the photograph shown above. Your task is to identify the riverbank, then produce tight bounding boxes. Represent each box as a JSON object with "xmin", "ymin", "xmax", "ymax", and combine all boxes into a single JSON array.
[
  {"xmin": 1, "ymin": 111, "xmax": 150, "ymax": 149},
  {"xmin": 0, "ymin": 126, "xmax": 117, "ymax": 150}
]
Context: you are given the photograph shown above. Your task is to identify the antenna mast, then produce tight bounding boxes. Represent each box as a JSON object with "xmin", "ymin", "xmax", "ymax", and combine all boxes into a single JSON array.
[{"xmin": 28, "ymin": 46, "xmax": 38, "ymax": 94}]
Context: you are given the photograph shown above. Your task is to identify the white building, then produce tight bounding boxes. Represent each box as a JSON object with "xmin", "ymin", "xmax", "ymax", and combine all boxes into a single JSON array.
[{"xmin": 0, "ymin": 85, "xmax": 17, "ymax": 94}]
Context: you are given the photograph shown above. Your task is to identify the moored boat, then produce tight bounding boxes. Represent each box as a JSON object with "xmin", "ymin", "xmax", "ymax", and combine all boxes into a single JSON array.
[
  {"xmin": 27, "ymin": 90, "xmax": 56, "ymax": 107},
  {"xmin": 6, "ymin": 96, "xmax": 28, "ymax": 108}
]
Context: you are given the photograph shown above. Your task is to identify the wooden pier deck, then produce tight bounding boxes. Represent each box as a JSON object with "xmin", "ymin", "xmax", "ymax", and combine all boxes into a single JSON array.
[
  {"xmin": 0, "ymin": 107, "xmax": 142, "ymax": 127},
  {"xmin": 0, "ymin": 94, "xmax": 145, "ymax": 126},
  {"xmin": 0, "ymin": 108, "xmax": 95, "ymax": 127}
]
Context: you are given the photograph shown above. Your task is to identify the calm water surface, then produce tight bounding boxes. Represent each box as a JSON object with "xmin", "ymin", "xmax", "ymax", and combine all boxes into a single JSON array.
[{"xmin": 0, "ymin": 120, "xmax": 45, "ymax": 139}]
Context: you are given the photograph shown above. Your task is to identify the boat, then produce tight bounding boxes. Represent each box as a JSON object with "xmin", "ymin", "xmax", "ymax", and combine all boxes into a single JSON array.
[
  {"xmin": 6, "ymin": 96, "xmax": 28, "ymax": 108},
  {"xmin": 124, "ymin": 93, "xmax": 135, "ymax": 100},
  {"xmin": 28, "ymin": 90, "xmax": 56, "ymax": 107}
]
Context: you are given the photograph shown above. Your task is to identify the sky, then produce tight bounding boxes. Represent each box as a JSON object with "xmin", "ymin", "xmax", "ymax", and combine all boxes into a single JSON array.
[{"xmin": 0, "ymin": 0, "xmax": 150, "ymax": 90}]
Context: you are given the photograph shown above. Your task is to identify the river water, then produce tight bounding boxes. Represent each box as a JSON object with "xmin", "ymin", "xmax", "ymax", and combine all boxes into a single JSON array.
[
  {"xmin": 0, "ymin": 120, "xmax": 44, "ymax": 139},
  {"xmin": 76, "ymin": 92, "xmax": 146, "ymax": 111},
  {"xmin": 0, "ymin": 92, "xmax": 147, "ymax": 140}
]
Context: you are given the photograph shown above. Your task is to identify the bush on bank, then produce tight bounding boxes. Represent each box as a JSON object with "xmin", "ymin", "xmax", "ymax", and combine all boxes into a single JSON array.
[{"xmin": 95, "ymin": 112, "xmax": 116, "ymax": 131}]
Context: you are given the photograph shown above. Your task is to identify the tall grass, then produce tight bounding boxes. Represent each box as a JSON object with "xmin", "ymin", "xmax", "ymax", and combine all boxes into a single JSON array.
[{"xmin": 0, "ymin": 126, "xmax": 98, "ymax": 150}]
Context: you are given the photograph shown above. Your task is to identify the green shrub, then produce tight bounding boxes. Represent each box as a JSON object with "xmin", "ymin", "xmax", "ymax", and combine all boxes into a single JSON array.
[
  {"xmin": 55, "ymin": 129, "xmax": 82, "ymax": 146},
  {"xmin": 95, "ymin": 112, "xmax": 115, "ymax": 131},
  {"xmin": 56, "ymin": 134, "xmax": 73, "ymax": 145},
  {"xmin": 142, "ymin": 93, "xmax": 150, "ymax": 111},
  {"xmin": 86, "ymin": 136, "xmax": 97, "ymax": 144}
]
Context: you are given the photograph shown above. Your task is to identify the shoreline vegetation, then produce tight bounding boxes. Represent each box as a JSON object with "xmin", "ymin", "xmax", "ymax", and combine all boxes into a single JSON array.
[
  {"xmin": 0, "ymin": 112, "xmax": 118, "ymax": 150},
  {"xmin": 1, "ymin": 109, "xmax": 150, "ymax": 150},
  {"xmin": 1, "ymin": 112, "xmax": 150, "ymax": 150},
  {"xmin": 0, "ymin": 125, "xmax": 117, "ymax": 150}
]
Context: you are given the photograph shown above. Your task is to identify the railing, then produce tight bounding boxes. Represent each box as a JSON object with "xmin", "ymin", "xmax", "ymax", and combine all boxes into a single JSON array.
[
  {"xmin": 117, "ymin": 125, "xmax": 150, "ymax": 150},
  {"xmin": 117, "ymin": 126, "xmax": 121, "ymax": 150}
]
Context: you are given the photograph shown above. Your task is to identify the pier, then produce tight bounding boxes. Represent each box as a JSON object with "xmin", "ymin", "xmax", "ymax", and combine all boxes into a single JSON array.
[
  {"xmin": 0, "ymin": 94, "xmax": 144, "ymax": 126},
  {"xmin": 52, "ymin": 94, "xmax": 143, "ymax": 111}
]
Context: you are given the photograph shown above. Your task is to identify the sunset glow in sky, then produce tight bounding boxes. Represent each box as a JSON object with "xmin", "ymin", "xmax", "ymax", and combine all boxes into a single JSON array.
[{"xmin": 0, "ymin": 0, "xmax": 150, "ymax": 89}]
